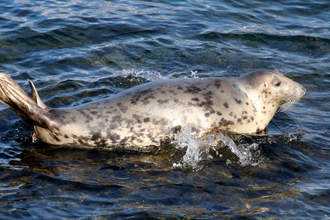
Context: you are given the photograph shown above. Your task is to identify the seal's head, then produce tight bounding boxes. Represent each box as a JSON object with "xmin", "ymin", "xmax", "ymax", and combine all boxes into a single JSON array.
[{"xmin": 237, "ymin": 69, "xmax": 306, "ymax": 117}]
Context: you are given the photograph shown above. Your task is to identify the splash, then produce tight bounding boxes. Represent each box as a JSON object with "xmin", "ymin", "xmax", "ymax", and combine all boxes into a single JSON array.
[
  {"xmin": 171, "ymin": 125, "xmax": 263, "ymax": 169},
  {"xmin": 171, "ymin": 124, "xmax": 217, "ymax": 170},
  {"xmin": 122, "ymin": 69, "xmax": 167, "ymax": 81},
  {"xmin": 216, "ymin": 133, "xmax": 263, "ymax": 166},
  {"xmin": 189, "ymin": 70, "xmax": 198, "ymax": 78},
  {"xmin": 119, "ymin": 69, "xmax": 201, "ymax": 81}
]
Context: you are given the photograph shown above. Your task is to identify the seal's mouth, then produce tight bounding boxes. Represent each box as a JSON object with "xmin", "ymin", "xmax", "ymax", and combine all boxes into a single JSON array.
[{"xmin": 277, "ymin": 84, "xmax": 306, "ymax": 113}]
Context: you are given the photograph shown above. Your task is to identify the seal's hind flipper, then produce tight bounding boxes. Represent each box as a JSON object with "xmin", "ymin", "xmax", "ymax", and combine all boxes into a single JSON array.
[
  {"xmin": 28, "ymin": 79, "xmax": 47, "ymax": 109},
  {"xmin": 0, "ymin": 73, "xmax": 56, "ymax": 129},
  {"xmin": 0, "ymin": 73, "xmax": 31, "ymax": 111}
]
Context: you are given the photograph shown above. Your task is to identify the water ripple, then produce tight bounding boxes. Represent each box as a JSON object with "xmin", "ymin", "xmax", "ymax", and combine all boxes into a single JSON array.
[{"xmin": 0, "ymin": 0, "xmax": 329, "ymax": 219}]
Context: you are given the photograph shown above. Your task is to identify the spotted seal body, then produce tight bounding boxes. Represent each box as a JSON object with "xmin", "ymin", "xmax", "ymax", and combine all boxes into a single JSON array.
[{"xmin": 0, "ymin": 70, "xmax": 305, "ymax": 150}]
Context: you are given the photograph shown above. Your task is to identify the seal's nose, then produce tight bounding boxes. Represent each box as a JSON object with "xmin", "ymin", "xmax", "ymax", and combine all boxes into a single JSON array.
[{"xmin": 297, "ymin": 84, "xmax": 306, "ymax": 98}]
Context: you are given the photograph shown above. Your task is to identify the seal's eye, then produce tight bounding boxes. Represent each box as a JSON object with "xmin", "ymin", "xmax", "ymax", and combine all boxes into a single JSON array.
[{"xmin": 275, "ymin": 81, "xmax": 282, "ymax": 87}]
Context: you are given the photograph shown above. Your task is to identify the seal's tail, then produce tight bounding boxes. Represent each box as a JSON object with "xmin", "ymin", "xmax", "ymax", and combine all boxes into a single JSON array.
[{"xmin": 0, "ymin": 73, "xmax": 55, "ymax": 129}]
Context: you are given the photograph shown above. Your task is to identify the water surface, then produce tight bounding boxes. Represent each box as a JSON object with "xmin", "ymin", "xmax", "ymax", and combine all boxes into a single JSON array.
[{"xmin": 0, "ymin": 0, "xmax": 330, "ymax": 219}]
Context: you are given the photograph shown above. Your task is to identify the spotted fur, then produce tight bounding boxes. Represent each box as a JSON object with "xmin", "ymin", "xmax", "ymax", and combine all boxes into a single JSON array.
[{"xmin": 0, "ymin": 70, "xmax": 306, "ymax": 150}]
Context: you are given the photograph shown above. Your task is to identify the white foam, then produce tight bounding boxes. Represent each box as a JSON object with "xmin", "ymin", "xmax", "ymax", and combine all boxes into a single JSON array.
[
  {"xmin": 172, "ymin": 124, "xmax": 216, "ymax": 170},
  {"xmin": 122, "ymin": 69, "xmax": 167, "ymax": 81},
  {"xmin": 171, "ymin": 124, "xmax": 263, "ymax": 169},
  {"xmin": 216, "ymin": 133, "xmax": 263, "ymax": 166}
]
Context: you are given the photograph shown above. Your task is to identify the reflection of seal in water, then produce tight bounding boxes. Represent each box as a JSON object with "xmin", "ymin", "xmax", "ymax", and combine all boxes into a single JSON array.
[{"xmin": 0, "ymin": 70, "xmax": 305, "ymax": 150}]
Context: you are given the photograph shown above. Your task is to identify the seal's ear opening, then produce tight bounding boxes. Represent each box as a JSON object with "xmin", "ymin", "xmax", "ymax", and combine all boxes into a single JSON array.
[{"xmin": 28, "ymin": 80, "xmax": 48, "ymax": 109}]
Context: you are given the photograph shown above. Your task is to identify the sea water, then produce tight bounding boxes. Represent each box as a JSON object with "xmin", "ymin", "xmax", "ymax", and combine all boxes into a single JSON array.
[{"xmin": 0, "ymin": 0, "xmax": 329, "ymax": 219}]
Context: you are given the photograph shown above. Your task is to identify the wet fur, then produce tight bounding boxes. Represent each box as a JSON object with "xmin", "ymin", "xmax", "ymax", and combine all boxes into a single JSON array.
[{"xmin": 0, "ymin": 70, "xmax": 306, "ymax": 150}]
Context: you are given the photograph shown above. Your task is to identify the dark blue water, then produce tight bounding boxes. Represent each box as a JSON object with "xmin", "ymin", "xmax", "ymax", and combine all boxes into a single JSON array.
[{"xmin": 0, "ymin": 0, "xmax": 329, "ymax": 219}]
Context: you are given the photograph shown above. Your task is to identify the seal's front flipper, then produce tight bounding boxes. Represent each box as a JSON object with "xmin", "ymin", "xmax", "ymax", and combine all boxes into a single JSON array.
[{"xmin": 0, "ymin": 73, "xmax": 56, "ymax": 129}]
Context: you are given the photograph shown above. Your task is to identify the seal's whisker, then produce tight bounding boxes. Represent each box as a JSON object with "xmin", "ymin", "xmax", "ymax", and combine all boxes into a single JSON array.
[{"xmin": 278, "ymin": 99, "xmax": 297, "ymax": 113}]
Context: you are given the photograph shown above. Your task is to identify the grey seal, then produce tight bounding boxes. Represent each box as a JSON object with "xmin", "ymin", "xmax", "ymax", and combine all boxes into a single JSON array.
[{"xmin": 0, "ymin": 70, "xmax": 306, "ymax": 150}]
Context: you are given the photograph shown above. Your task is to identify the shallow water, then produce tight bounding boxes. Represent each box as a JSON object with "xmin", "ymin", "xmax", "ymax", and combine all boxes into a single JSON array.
[{"xmin": 0, "ymin": 0, "xmax": 330, "ymax": 219}]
